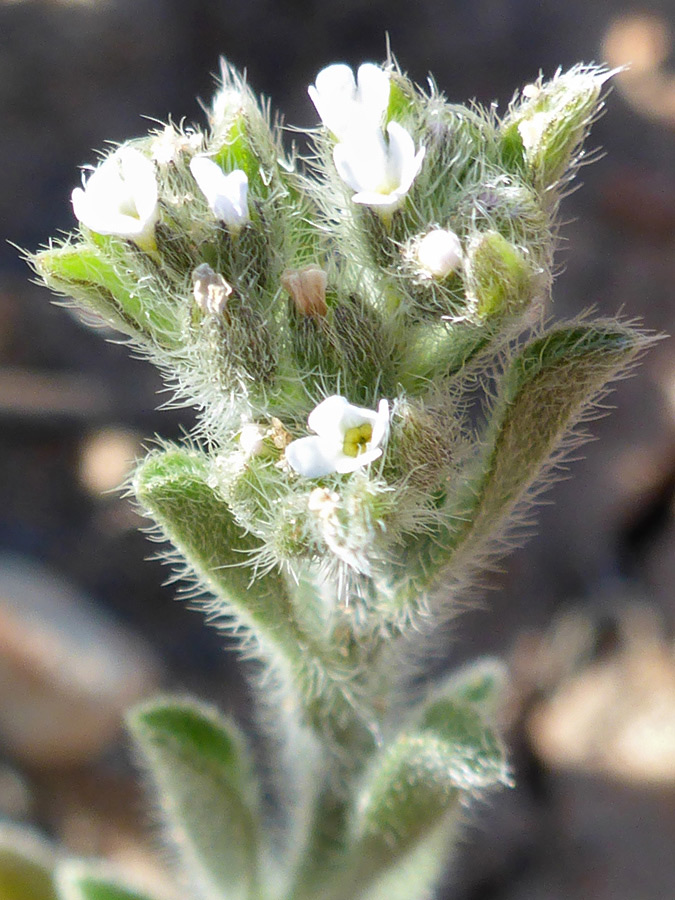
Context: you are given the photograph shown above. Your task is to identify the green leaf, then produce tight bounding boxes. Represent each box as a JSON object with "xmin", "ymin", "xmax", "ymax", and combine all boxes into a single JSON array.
[
  {"xmin": 133, "ymin": 447, "xmax": 350, "ymax": 716},
  {"xmin": 31, "ymin": 244, "xmax": 177, "ymax": 347},
  {"xmin": 56, "ymin": 863, "xmax": 160, "ymax": 900},
  {"xmin": 436, "ymin": 657, "xmax": 507, "ymax": 720},
  {"xmin": 385, "ymin": 322, "xmax": 649, "ymax": 615},
  {"xmin": 127, "ymin": 698, "xmax": 260, "ymax": 900},
  {"xmin": 419, "ymin": 699, "xmax": 509, "ymax": 791},
  {"xmin": 0, "ymin": 826, "xmax": 58, "ymax": 900}
]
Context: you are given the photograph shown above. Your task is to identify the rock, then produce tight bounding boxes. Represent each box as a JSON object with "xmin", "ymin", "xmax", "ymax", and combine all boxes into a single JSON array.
[{"xmin": 0, "ymin": 554, "xmax": 160, "ymax": 767}]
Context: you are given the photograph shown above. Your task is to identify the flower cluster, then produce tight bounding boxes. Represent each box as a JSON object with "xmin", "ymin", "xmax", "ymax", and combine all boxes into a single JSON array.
[
  {"xmin": 309, "ymin": 63, "xmax": 425, "ymax": 212},
  {"xmin": 72, "ymin": 148, "xmax": 249, "ymax": 248}
]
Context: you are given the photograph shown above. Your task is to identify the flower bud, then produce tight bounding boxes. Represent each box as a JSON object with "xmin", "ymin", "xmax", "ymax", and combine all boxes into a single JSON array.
[
  {"xmin": 503, "ymin": 65, "xmax": 613, "ymax": 188},
  {"xmin": 189, "ymin": 157, "xmax": 249, "ymax": 231},
  {"xmin": 192, "ymin": 263, "xmax": 233, "ymax": 315},
  {"xmin": 281, "ymin": 266, "xmax": 328, "ymax": 318},
  {"xmin": 466, "ymin": 231, "xmax": 534, "ymax": 320},
  {"xmin": 238, "ymin": 423, "xmax": 266, "ymax": 458},
  {"xmin": 415, "ymin": 229, "xmax": 463, "ymax": 279},
  {"xmin": 308, "ymin": 487, "xmax": 340, "ymax": 520},
  {"xmin": 150, "ymin": 124, "xmax": 203, "ymax": 166}
]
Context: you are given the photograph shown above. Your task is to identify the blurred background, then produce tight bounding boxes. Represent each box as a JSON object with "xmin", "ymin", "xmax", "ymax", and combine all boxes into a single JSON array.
[{"xmin": 0, "ymin": 0, "xmax": 674, "ymax": 897}]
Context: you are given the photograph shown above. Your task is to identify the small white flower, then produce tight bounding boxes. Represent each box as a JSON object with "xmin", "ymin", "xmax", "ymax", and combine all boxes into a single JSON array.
[
  {"xmin": 308, "ymin": 62, "xmax": 390, "ymax": 140},
  {"xmin": 286, "ymin": 396, "xmax": 389, "ymax": 478},
  {"xmin": 416, "ymin": 229, "xmax": 463, "ymax": 278},
  {"xmin": 239, "ymin": 423, "xmax": 266, "ymax": 457},
  {"xmin": 189, "ymin": 156, "xmax": 249, "ymax": 231},
  {"xmin": 71, "ymin": 147, "xmax": 159, "ymax": 251},
  {"xmin": 333, "ymin": 122, "xmax": 425, "ymax": 211}
]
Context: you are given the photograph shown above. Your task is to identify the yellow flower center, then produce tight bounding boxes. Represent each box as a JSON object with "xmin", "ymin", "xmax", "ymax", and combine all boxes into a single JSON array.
[{"xmin": 342, "ymin": 423, "xmax": 373, "ymax": 457}]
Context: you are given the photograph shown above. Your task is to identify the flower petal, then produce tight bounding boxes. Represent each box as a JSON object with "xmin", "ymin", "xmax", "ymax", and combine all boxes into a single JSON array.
[
  {"xmin": 190, "ymin": 157, "xmax": 249, "ymax": 228},
  {"xmin": 308, "ymin": 64, "xmax": 356, "ymax": 136},
  {"xmin": 334, "ymin": 446, "xmax": 383, "ymax": 474},
  {"xmin": 333, "ymin": 129, "xmax": 388, "ymax": 194},
  {"xmin": 285, "ymin": 436, "xmax": 341, "ymax": 478},
  {"xmin": 351, "ymin": 190, "xmax": 406, "ymax": 209},
  {"xmin": 117, "ymin": 148, "xmax": 159, "ymax": 221},
  {"xmin": 371, "ymin": 399, "xmax": 390, "ymax": 449},
  {"xmin": 307, "ymin": 395, "xmax": 353, "ymax": 442},
  {"xmin": 385, "ymin": 121, "xmax": 416, "ymax": 187},
  {"xmin": 71, "ymin": 148, "xmax": 159, "ymax": 247},
  {"xmin": 356, "ymin": 63, "xmax": 391, "ymax": 120}
]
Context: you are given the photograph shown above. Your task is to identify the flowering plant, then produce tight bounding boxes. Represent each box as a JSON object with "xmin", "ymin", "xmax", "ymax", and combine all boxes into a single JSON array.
[{"xmin": 12, "ymin": 55, "xmax": 649, "ymax": 900}]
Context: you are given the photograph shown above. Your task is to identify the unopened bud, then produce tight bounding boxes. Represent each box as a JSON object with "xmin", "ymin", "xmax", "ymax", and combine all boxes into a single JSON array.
[
  {"xmin": 269, "ymin": 417, "xmax": 293, "ymax": 450},
  {"xmin": 151, "ymin": 124, "xmax": 203, "ymax": 166},
  {"xmin": 239, "ymin": 423, "xmax": 266, "ymax": 457},
  {"xmin": 308, "ymin": 487, "xmax": 340, "ymax": 520},
  {"xmin": 192, "ymin": 263, "xmax": 233, "ymax": 315},
  {"xmin": 504, "ymin": 65, "xmax": 613, "ymax": 187},
  {"xmin": 415, "ymin": 229, "xmax": 463, "ymax": 279},
  {"xmin": 281, "ymin": 266, "xmax": 328, "ymax": 318},
  {"xmin": 466, "ymin": 231, "xmax": 533, "ymax": 319}
]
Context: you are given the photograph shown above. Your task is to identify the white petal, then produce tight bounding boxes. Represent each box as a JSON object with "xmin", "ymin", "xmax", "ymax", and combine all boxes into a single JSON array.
[
  {"xmin": 190, "ymin": 157, "xmax": 249, "ymax": 228},
  {"xmin": 333, "ymin": 130, "xmax": 388, "ymax": 194},
  {"xmin": 285, "ymin": 436, "xmax": 341, "ymax": 478},
  {"xmin": 307, "ymin": 395, "xmax": 353, "ymax": 442},
  {"xmin": 334, "ymin": 446, "xmax": 382, "ymax": 474},
  {"xmin": 384, "ymin": 122, "xmax": 425, "ymax": 196},
  {"xmin": 356, "ymin": 63, "xmax": 390, "ymax": 119},
  {"xmin": 351, "ymin": 190, "xmax": 406, "ymax": 209},
  {"xmin": 314, "ymin": 63, "xmax": 356, "ymax": 99},
  {"xmin": 71, "ymin": 148, "xmax": 158, "ymax": 246},
  {"xmin": 310, "ymin": 63, "xmax": 390, "ymax": 140},
  {"xmin": 117, "ymin": 148, "xmax": 159, "ymax": 221},
  {"xmin": 385, "ymin": 121, "xmax": 416, "ymax": 187},
  {"xmin": 309, "ymin": 64, "xmax": 356, "ymax": 136},
  {"xmin": 370, "ymin": 399, "xmax": 390, "ymax": 449}
]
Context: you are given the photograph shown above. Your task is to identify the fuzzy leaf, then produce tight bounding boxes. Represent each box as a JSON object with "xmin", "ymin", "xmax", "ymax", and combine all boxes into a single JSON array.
[
  {"xmin": 386, "ymin": 322, "xmax": 647, "ymax": 614},
  {"xmin": 133, "ymin": 447, "xmax": 351, "ymax": 719},
  {"xmin": 436, "ymin": 657, "xmax": 508, "ymax": 720},
  {"xmin": 419, "ymin": 698, "xmax": 509, "ymax": 791},
  {"xmin": 32, "ymin": 244, "xmax": 176, "ymax": 345},
  {"xmin": 0, "ymin": 826, "xmax": 57, "ymax": 900},
  {"xmin": 127, "ymin": 698, "xmax": 260, "ymax": 900},
  {"xmin": 56, "ymin": 863, "xmax": 160, "ymax": 900},
  {"xmin": 338, "ymin": 699, "xmax": 506, "ymax": 900}
]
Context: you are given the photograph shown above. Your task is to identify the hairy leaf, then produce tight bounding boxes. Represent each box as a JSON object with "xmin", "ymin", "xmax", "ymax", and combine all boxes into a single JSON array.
[{"xmin": 127, "ymin": 698, "xmax": 260, "ymax": 900}]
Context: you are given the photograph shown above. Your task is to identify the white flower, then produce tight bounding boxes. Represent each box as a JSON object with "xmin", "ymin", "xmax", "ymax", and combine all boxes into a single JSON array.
[
  {"xmin": 71, "ymin": 147, "xmax": 159, "ymax": 251},
  {"xmin": 239, "ymin": 423, "xmax": 266, "ymax": 457},
  {"xmin": 285, "ymin": 396, "xmax": 389, "ymax": 478},
  {"xmin": 333, "ymin": 122, "xmax": 425, "ymax": 211},
  {"xmin": 416, "ymin": 229, "xmax": 463, "ymax": 278},
  {"xmin": 189, "ymin": 156, "xmax": 249, "ymax": 230},
  {"xmin": 308, "ymin": 62, "xmax": 390, "ymax": 140}
]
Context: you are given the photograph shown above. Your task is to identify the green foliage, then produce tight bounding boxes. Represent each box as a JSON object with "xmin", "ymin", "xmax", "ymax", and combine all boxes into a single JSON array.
[
  {"xmin": 24, "ymin": 53, "xmax": 648, "ymax": 900},
  {"xmin": 127, "ymin": 698, "xmax": 261, "ymax": 900},
  {"xmin": 381, "ymin": 321, "xmax": 648, "ymax": 621}
]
